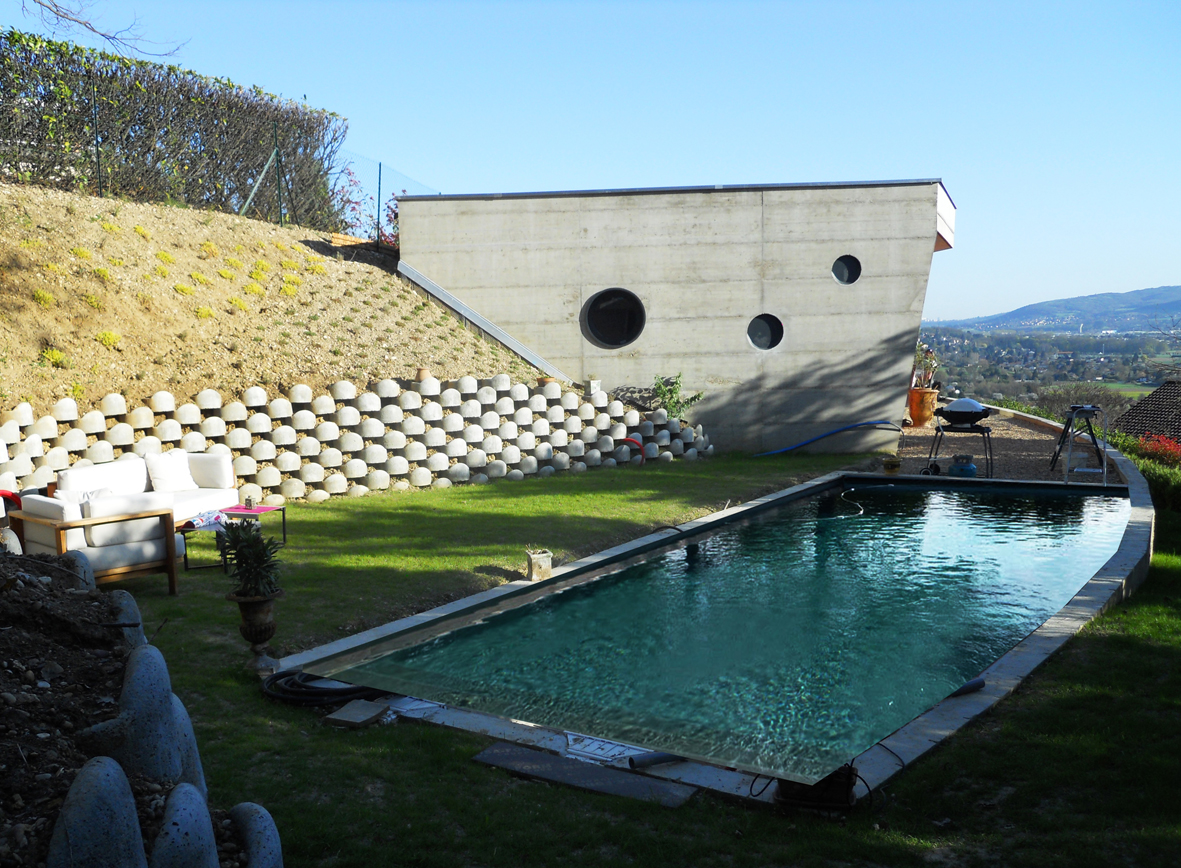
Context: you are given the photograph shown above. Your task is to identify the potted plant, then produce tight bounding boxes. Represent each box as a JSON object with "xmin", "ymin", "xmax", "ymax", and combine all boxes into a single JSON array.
[
  {"xmin": 907, "ymin": 340, "xmax": 940, "ymax": 428},
  {"xmin": 222, "ymin": 519, "xmax": 284, "ymax": 671}
]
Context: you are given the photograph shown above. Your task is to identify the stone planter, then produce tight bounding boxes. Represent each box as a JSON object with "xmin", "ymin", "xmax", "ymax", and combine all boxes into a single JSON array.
[
  {"xmin": 907, "ymin": 388, "xmax": 939, "ymax": 428},
  {"xmin": 526, "ymin": 549, "xmax": 552, "ymax": 582},
  {"xmin": 226, "ymin": 589, "xmax": 285, "ymax": 671}
]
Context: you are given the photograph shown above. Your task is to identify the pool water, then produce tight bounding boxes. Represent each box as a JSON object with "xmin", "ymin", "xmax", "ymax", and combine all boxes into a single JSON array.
[{"xmin": 330, "ymin": 486, "xmax": 1130, "ymax": 781}]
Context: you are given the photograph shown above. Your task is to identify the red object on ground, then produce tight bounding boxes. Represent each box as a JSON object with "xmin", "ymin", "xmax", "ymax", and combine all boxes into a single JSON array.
[{"xmin": 0, "ymin": 490, "xmax": 20, "ymax": 511}]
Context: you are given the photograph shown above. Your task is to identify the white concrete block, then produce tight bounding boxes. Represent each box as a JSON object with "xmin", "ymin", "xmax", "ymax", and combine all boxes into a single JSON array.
[
  {"xmin": 80, "ymin": 410, "xmax": 108, "ymax": 435},
  {"xmin": 398, "ymin": 391, "xmax": 423, "ymax": 410},
  {"xmin": 208, "ymin": 443, "xmax": 232, "ymax": 456},
  {"xmin": 441, "ymin": 413, "xmax": 464, "ymax": 433},
  {"xmin": 233, "ymin": 455, "xmax": 258, "ymax": 477},
  {"xmin": 669, "ymin": 438, "xmax": 684, "ymax": 455},
  {"xmin": 545, "ymin": 406, "xmax": 565, "ymax": 423},
  {"xmin": 385, "ymin": 456, "xmax": 410, "ymax": 476},
  {"xmin": 542, "ymin": 382, "xmax": 562, "ymax": 401},
  {"xmin": 566, "ymin": 439, "xmax": 585, "ymax": 458},
  {"xmin": 683, "ymin": 447, "xmax": 698, "ymax": 461},
  {"xmin": 439, "ymin": 389, "xmax": 461, "ymax": 408},
  {"xmin": 422, "ymin": 428, "xmax": 446, "ymax": 448},
  {"xmin": 409, "ymin": 467, "xmax": 432, "ymax": 487},
  {"xmin": 552, "ymin": 451, "xmax": 572, "ymax": 471},
  {"xmin": 560, "ymin": 392, "xmax": 580, "ymax": 411},
  {"xmin": 491, "ymin": 373, "xmax": 511, "ymax": 391},
  {"xmin": 219, "ymin": 402, "xmax": 247, "ymax": 423},
  {"xmin": 532, "ymin": 420, "xmax": 551, "ymax": 437},
  {"xmin": 288, "ymin": 384, "xmax": 313, "ymax": 404},
  {"xmin": 0, "ymin": 420, "xmax": 20, "ymax": 445},
  {"xmin": 654, "ymin": 430, "xmax": 671, "ymax": 446},
  {"xmin": 584, "ymin": 448, "xmax": 601, "ymax": 467},
  {"xmin": 480, "ymin": 411, "xmax": 501, "ymax": 430},
  {"xmin": 447, "ymin": 463, "xmax": 470, "ymax": 483},
  {"xmin": 58, "ymin": 428, "xmax": 87, "ymax": 451},
  {"xmin": 40, "ymin": 446, "xmax": 70, "ymax": 470},
  {"xmin": 647, "ymin": 408, "xmax": 669, "ymax": 424},
  {"xmin": 243, "ymin": 386, "xmax": 268, "ymax": 407},
  {"xmin": 498, "ymin": 421, "xmax": 518, "ymax": 441},
  {"xmin": 196, "ymin": 389, "xmax": 222, "ymax": 410},
  {"xmin": 580, "ymin": 426, "xmax": 599, "ymax": 443},
  {"xmin": 527, "ymin": 395, "xmax": 547, "ymax": 413},
  {"xmin": 257, "ymin": 466, "xmax": 281, "ymax": 488},
  {"xmin": 594, "ymin": 413, "xmax": 611, "ymax": 430},
  {"xmin": 477, "ymin": 386, "xmax": 498, "ymax": 406},
  {"xmin": 391, "ymin": 480, "xmax": 410, "ymax": 491},
  {"xmin": 149, "ymin": 391, "xmax": 176, "ymax": 414},
  {"xmin": 361, "ymin": 445, "xmax": 388, "ymax": 464},
  {"xmin": 457, "ymin": 376, "xmax": 478, "ymax": 395},
  {"xmin": 602, "ymin": 457, "xmax": 618, "ymax": 469},
  {"xmin": 609, "ymin": 423, "xmax": 627, "ymax": 440},
  {"xmin": 486, "ymin": 460, "xmax": 507, "ymax": 478},
  {"xmin": 494, "ymin": 396, "xmax": 515, "ymax": 416},
  {"xmin": 250, "ymin": 440, "xmax": 277, "ymax": 461},
  {"xmin": 311, "ymin": 395, "xmax": 336, "ymax": 415},
  {"xmin": 51, "ymin": 398, "xmax": 79, "ymax": 422},
  {"xmin": 335, "ymin": 406, "xmax": 361, "ymax": 427},
  {"xmin": 367, "ymin": 470, "xmax": 391, "ymax": 490},
  {"xmin": 238, "ymin": 482, "xmax": 263, "ymax": 504},
  {"xmin": 420, "ymin": 402, "xmax": 443, "ymax": 422},
  {"xmin": 7, "ymin": 453, "xmax": 34, "ymax": 476},
  {"xmin": 590, "ymin": 391, "xmax": 608, "ymax": 408},
  {"xmin": 33, "ymin": 416, "xmax": 58, "ymax": 439},
  {"xmin": 280, "ymin": 478, "xmax": 307, "ymax": 499},
  {"xmin": 534, "ymin": 443, "xmax": 554, "ymax": 461},
  {"xmin": 570, "ymin": 461, "xmax": 587, "ymax": 473},
  {"xmin": 360, "ymin": 418, "xmax": 385, "ymax": 438},
  {"xmin": 100, "ymin": 393, "xmax": 127, "ymax": 418},
  {"xmin": 401, "ymin": 416, "xmax": 426, "ymax": 436},
  {"xmin": 548, "ymin": 430, "xmax": 569, "ymax": 447},
  {"xmin": 182, "ymin": 432, "xmax": 207, "ymax": 453},
  {"xmin": 330, "ymin": 380, "xmax": 357, "ymax": 401},
  {"xmin": 638, "ymin": 421, "xmax": 655, "ymax": 437},
  {"xmin": 519, "ymin": 455, "xmax": 538, "ymax": 474},
  {"xmin": 459, "ymin": 447, "xmax": 488, "ymax": 470},
  {"xmin": 344, "ymin": 458, "xmax": 368, "ymax": 479},
  {"xmin": 339, "ymin": 432, "xmax": 364, "ymax": 453},
  {"xmin": 563, "ymin": 416, "xmax": 582, "ymax": 434},
  {"xmin": 275, "ymin": 452, "xmax": 301, "ymax": 472},
  {"xmin": 132, "ymin": 437, "xmax": 162, "ymax": 457},
  {"xmin": 268, "ymin": 398, "xmax": 293, "ymax": 419},
  {"xmin": 306, "ymin": 489, "xmax": 331, "ymax": 503},
  {"xmin": 356, "ymin": 392, "xmax": 381, "ymax": 413},
  {"xmin": 292, "ymin": 409, "xmax": 317, "ymax": 431},
  {"xmin": 445, "ymin": 439, "xmax": 468, "ymax": 458},
  {"xmin": 324, "ymin": 473, "xmax": 349, "ymax": 494},
  {"xmin": 681, "ymin": 428, "xmax": 695, "ymax": 443},
  {"xmin": 379, "ymin": 405, "xmax": 404, "ymax": 425},
  {"xmin": 425, "ymin": 453, "xmax": 449, "ymax": 473},
  {"xmin": 516, "ymin": 432, "xmax": 536, "ymax": 451},
  {"xmin": 537, "ymin": 464, "xmax": 556, "ymax": 478},
  {"xmin": 375, "ymin": 379, "xmax": 401, "ymax": 399},
  {"xmin": 623, "ymin": 409, "xmax": 641, "ymax": 427},
  {"xmin": 104, "ymin": 423, "xmax": 134, "ymax": 446},
  {"xmin": 300, "ymin": 463, "xmax": 325, "ymax": 483},
  {"xmin": 459, "ymin": 400, "xmax": 482, "ymax": 419},
  {"xmin": 2, "ymin": 403, "xmax": 32, "ymax": 427},
  {"xmin": 505, "ymin": 469, "xmax": 524, "ymax": 481},
  {"xmin": 404, "ymin": 442, "xmax": 427, "ymax": 462},
  {"xmin": 154, "ymin": 419, "xmax": 182, "ymax": 442},
  {"xmin": 87, "ymin": 441, "xmax": 117, "ymax": 464},
  {"xmin": 642, "ymin": 442, "xmax": 659, "ymax": 459},
  {"xmin": 246, "ymin": 413, "xmax": 273, "ymax": 434},
  {"xmin": 667, "ymin": 419, "xmax": 682, "ymax": 434},
  {"xmin": 315, "ymin": 421, "xmax": 340, "ymax": 442},
  {"xmin": 226, "ymin": 428, "xmax": 252, "ymax": 449},
  {"xmin": 431, "ymin": 477, "xmax": 452, "ymax": 489},
  {"xmin": 613, "ymin": 445, "xmax": 631, "ymax": 463},
  {"xmin": 607, "ymin": 400, "xmax": 625, "ymax": 418},
  {"xmin": 501, "ymin": 444, "xmax": 521, "ymax": 464},
  {"xmin": 513, "ymin": 408, "xmax": 533, "ymax": 427},
  {"xmin": 200, "ymin": 417, "xmax": 227, "ymax": 438},
  {"xmin": 18, "ymin": 434, "xmax": 44, "ymax": 458},
  {"xmin": 509, "ymin": 383, "xmax": 529, "ymax": 402},
  {"xmin": 415, "ymin": 376, "xmax": 441, "ymax": 396},
  {"xmin": 319, "ymin": 447, "xmax": 343, "ymax": 467},
  {"xmin": 383, "ymin": 431, "xmax": 407, "ymax": 450}
]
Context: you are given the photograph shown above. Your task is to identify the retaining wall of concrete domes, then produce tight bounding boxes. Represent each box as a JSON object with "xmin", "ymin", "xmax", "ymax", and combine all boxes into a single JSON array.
[{"xmin": 0, "ymin": 376, "xmax": 713, "ymax": 506}]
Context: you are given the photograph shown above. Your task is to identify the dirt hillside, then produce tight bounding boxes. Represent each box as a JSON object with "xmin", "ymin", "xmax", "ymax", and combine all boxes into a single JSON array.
[{"xmin": 0, "ymin": 183, "xmax": 539, "ymax": 415}]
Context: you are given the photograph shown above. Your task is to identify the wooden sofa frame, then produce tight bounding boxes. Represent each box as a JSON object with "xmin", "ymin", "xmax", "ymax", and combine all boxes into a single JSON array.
[{"xmin": 7, "ymin": 507, "xmax": 179, "ymax": 595}]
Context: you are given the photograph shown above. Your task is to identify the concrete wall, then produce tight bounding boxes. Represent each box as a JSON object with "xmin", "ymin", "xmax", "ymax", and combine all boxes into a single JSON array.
[{"xmin": 399, "ymin": 181, "xmax": 955, "ymax": 453}]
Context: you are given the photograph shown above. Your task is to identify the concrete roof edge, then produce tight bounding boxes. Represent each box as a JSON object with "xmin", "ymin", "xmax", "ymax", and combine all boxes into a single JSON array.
[{"xmin": 399, "ymin": 178, "xmax": 946, "ymax": 202}]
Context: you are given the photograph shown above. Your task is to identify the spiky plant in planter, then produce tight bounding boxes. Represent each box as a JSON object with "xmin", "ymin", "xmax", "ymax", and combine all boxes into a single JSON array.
[{"xmin": 222, "ymin": 519, "xmax": 284, "ymax": 671}]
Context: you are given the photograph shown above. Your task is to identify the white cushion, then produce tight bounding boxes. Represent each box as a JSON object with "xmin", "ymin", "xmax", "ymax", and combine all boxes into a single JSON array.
[
  {"xmin": 57, "ymin": 456, "xmax": 148, "ymax": 497},
  {"xmin": 172, "ymin": 488, "xmax": 239, "ymax": 523},
  {"xmin": 83, "ymin": 491, "xmax": 174, "ymax": 547},
  {"xmin": 186, "ymin": 452, "xmax": 235, "ymax": 490},
  {"xmin": 53, "ymin": 487, "xmax": 113, "ymax": 505},
  {"xmin": 145, "ymin": 450, "xmax": 199, "ymax": 493},
  {"xmin": 75, "ymin": 536, "xmax": 185, "ymax": 573},
  {"xmin": 19, "ymin": 494, "xmax": 85, "ymax": 551}
]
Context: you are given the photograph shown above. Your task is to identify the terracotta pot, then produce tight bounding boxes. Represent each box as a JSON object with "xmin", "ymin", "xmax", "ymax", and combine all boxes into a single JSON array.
[
  {"xmin": 226, "ymin": 589, "xmax": 285, "ymax": 645},
  {"xmin": 414, "ymin": 367, "xmax": 431, "ymax": 382},
  {"xmin": 537, "ymin": 377, "xmax": 556, "ymax": 387},
  {"xmin": 907, "ymin": 388, "xmax": 939, "ymax": 428}
]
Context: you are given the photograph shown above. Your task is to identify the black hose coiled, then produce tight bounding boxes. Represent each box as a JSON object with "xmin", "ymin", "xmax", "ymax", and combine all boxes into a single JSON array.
[{"xmin": 261, "ymin": 669, "xmax": 389, "ymax": 707}]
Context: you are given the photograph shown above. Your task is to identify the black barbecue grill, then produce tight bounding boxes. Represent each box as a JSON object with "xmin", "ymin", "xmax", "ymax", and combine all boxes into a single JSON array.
[{"xmin": 926, "ymin": 399, "xmax": 994, "ymax": 477}]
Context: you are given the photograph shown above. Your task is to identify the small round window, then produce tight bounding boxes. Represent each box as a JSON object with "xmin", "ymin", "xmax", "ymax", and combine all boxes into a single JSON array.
[
  {"xmin": 747, "ymin": 314, "xmax": 783, "ymax": 350},
  {"xmin": 581, "ymin": 288, "xmax": 646, "ymax": 349},
  {"xmin": 832, "ymin": 255, "xmax": 862, "ymax": 285}
]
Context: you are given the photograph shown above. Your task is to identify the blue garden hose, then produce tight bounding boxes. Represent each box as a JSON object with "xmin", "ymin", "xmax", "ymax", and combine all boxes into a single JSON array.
[{"xmin": 754, "ymin": 421, "xmax": 902, "ymax": 457}]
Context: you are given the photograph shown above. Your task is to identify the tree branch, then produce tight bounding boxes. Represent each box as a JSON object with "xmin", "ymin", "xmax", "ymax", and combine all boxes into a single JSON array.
[{"xmin": 21, "ymin": 0, "xmax": 185, "ymax": 56}]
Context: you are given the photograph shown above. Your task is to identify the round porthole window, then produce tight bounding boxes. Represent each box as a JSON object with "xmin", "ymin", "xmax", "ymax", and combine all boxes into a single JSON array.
[
  {"xmin": 747, "ymin": 314, "xmax": 783, "ymax": 350},
  {"xmin": 581, "ymin": 288, "xmax": 646, "ymax": 349},
  {"xmin": 832, "ymin": 255, "xmax": 862, "ymax": 285}
]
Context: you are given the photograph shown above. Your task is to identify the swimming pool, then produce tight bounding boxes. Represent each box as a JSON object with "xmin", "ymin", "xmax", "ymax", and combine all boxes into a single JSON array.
[{"xmin": 309, "ymin": 481, "xmax": 1133, "ymax": 784}]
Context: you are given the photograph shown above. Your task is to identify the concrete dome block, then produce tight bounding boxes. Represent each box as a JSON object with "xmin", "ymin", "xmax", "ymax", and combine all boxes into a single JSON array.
[
  {"xmin": 463, "ymin": 448, "xmax": 488, "ymax": 469},
  {"xmin": 532, "ymin": 420, "xmax": 551, "ymax": 437},
  {"xmin": 401, "ymin": 416, "xmax": 425, "ymax": 436},
  {"xmin": 385, "ymin": 456, "xmax": 410, "ymax": 476},
  {"xmin": 226, "ymin": 428, "xmax": 252, "ymax": 449},
  {"xmin": 359, "ymin": 418, "xmax": 385, "ymax": 439},
  {"xmin": 439, "ymin": 388, "xmax": 462, "ymax": 408},
  {"xmin": 647, "ymin": 408, "xmax": 670, "ymax": 424},
  {"xmin": 236, "ymin": 483, "xmax": 265, "ymax": 505},
  {"xmin": 243, "ymin": 386, "xmax": 268, "ymax": 408},
  {"xmin": 669, "ymin": 438, "xmax": 684, "ymax": 455},
  {"xmin": 594, "ymin": 413, "xmax": 611, "ymax": 430},
  {"xmin": 638, "ymin": 420, "xmax": 655, "ymax": 437},
  {"xmin": 196, "ymin": 389, "xmax": 222, "ymax": 410},
  {"xmin": 59, "ymin": 427, "xmax": 88, "ymax": 451},
  {"xmin": 318, "ymin": 447, "xmax": 343, "ymax": 468},
  {"xmin": 578, "ymin": 403, "xmax": 596, "ymax": 421},
  {"xmin": 40, "ymin": 445, "xmax": 70, "ymax": 471},
  {"xmin": 149, "ymin": 391, "xmax": 176, "ymax": 413},
  {"xmin": 545, "ymin": 406, "xmax": 565, "ymax": 424},
  {"xmin": 105, "ymin": 422, "xmax": 134, "ymax": 446},
  {"xmin": 343, "ymin": 458, "xmax": 368, "ymax": 478},
  {"xmin": 431, "ymin": 477, "xmax": 452, "ymax": 489},
  {"xmin": 288, "ymin": 383, "xmax": 313, "ymax": 404},
  {"xmin": 7, "ymin": 453, "xmax": 34, "ymax": 476},
  {"xmin": 218, "ymin": 401, "xmax": 247, "ymax": 423},
  {"xmin": 501, "ymin": 444, "xmax": 521, "ymax": 465},
  {"xmin": 447, "ymin": 463, "xmax": 470, "ymax": 483},
  {"xmin": 200, "ymin": 417, "xmax": 227, "ymax": 438},
  {"xmin": 330, "ymin": 380, "xmax": 357, "ymax": 401},
  {"xmin": 292, "ymin": 409, "xmax": 317, "ymax": 431},
  {"xmin": 422, "ymin": 428, "xmax": 446, "ymax": 448},
  {"xmin": 256, "ymin": 466, "xmax": 281, "ymax": 488},
  {"xmin": 441, "ymin": 414, "xmax": 464, "ymax": 434},
  {"xmin": 306, "ymin": 489, "xmax": 331, "ymax": 503},
  {"xmin": 683, "ymin": 447, "xmax": 698, "ymax": 461},
  {"xmin": 250, "ymin": 440, "xmax": 277, "ymax": 461},
  {"xmin": 498, "ymin": 421, "xmax": 518, "ymax": 441},
  {"xmin": 315, "ymin": 421, "xmax": 340, "ymax": 442},
  {"xmin": 99, "ymin": 393, "xmax": 127, "ymax": 418},
  {"xmin": 597, "ymin": 437, "xmax": 617, "ymax": 455},
  {"xmin": 491, "ymin": 373, "xmax": 511, "ymax": 391},
  {"xmin": 579, "ymin": 427, "xmax": 599, "ymax": 444},
  {"xmin": 478, "ymin": 387, "xmax": 499, "ymax": 407},
  {"xmin": 271, "ymin": 425, "xmax": 297, "ymax": 446},
  {"xmin": 554, "ymin": 392, "xmax": 578, "ymax": 413},
  {"xmin": 181, "ymin": 432, "xmax": 207, "ymax": 452},
  {"xmin": 419, "ymin": 401, "xmax": 443, "ymax": 422},
  {"xmin": 265, "ymin": 490, "xmax": 286, "ymax": 505},
  {"xmin": 233, "ymin": 455, "xmax": 258, "ymax": 477},
  {"xmin": 552, "ymin": 452, "xmax": 571, "ymax": 471},
  {"xmin": 380, "ymin": 404, "xmax": 405, "ymax": 424},
  {"xmin": 541, "ymin": 382, "xmax": 562, "ymax": 401},
  {"xmin": 268, "ymin": 398, "xmax": 293, "ymax": 419},
  {"xmin": 339, "ymin": 431, "xmax": 364, "ymax": 453},
  {"xmin": 324, "ymin": 473, "xmax": 349, "ymax": 494},
  {"xmin": 154, "ymin": 419, "xmax": 182, "ymax": 442},
  {"xmin": 548, "ymin": 429, "xmax": 569, "ymax": 448},
  {"xmin": 80, "ymin": 409, "xmax": 108, "ymax": 434},
  {"xmin": 512, "ymin": 408, "xmax": 533, "ymax": 427},
  {"xmin": 335, "ymin": 406, "xmax": 361, "ymax": 427},
  {"xmin": 509, "ymin": 383, "xmax": 529, "ymax": 402},
  {"xmin": 680, "ymin": 428, "xmax": 695, "ymax": 443},
  {"xmin": 534, "ymin": 443, "xmax": 554, "ymax": 461},
  {"xmin": 375, "ymin": 379, "xmax": 401, "ymax": 399},
  {"xmin": 425, "ymin": 452, "xmax": 449, "ymax": 473},
  {"xmin": 493, "ymin": 396, "xmax": 515, "ymax": 416},
  {"xmin": 657, "ymin": 450, "xmax": 675, "ymax": 463},
  {"xmin": 607, "ymin": 400, "xmax": 625, "ymax": 418},
  {"xmin": 505, "ymin": 469, "xmax": 524, "ymax": 481},
  {"xmin": 86, "ymin": 441, "xmax": 115, "ymax": 464},
  {"xmin": 207, "ymin": 443, "xmax": 231, "ymax": 456},
  {"xmin": 563, "ymin": 416, "xmax": 583, "ymax": 434},
  {"xmin": 457, "ymin": 376, "xmax": 478, "ymax": 394},
  {"xmin": 398, "ymin": 391, "xmax": 423, "ymax": 410},
  {"xmin": 174, "ymin": 404, "xmax": 202, "ymax": 425},
  {"xmin": 705, "ymin": 444, "xmax": 714, "ymax": 456},
  {"xmin": 537, "ymin": 464, "xmax": 556, "ymax": 478},
  {"xmin": 0, "ymin": 470, "xmax": 17, "ymax": 491},
  {"xmin": 33, "ymin": 415, "xmax": 59, "ymax": 439},
  {"xmin": 244, "ymin": 413, "xmax": 271, "ymax": 435},
  {"xmin": 642, "ymin": 442, "xmax": 659, "ymax": 459},
  {"xmin": 602, "ymin": 457, "xmax": 618, "ymax": 469},
  {"xmin": 366, "ymin": 470, "xmax": 391, "ymax": 490},
  {"xmin": 482, "ymin": 435, "xmax": 503, "ymax": 455},
  {"xmin": 480, "ymin": 411, "xmax": 501, "ymax": 430},
  {"xmin": 3, "ymin": 402, "xmax": 34, "ymax": 428},
  {"xmin": 666, "ymin": 419, "xmax": 682, "ymax": 434},
  {"xmin": 408, "ymin": 467, "xmax": 433, "ymax": 487},
  {"xmin": 517, "ymin": 431, "xmax": 536, "ymax": 451},
  {"xmin": 590, "ymin": 391, "xmax": 609, "ymax": 408},
  {"xmin": 415, "ymin": 376, "xmax": 441, "ymax": 397},
  {"xmin": 570, "ymin": 461, "xmax": 587, "ymax": 473},
  {"xmin": 445, "ymin": 439, "xmax": 468, "ymax": 458},
  {"xmin": 623, "ymin": 409, "xmax": 641, "ymax": 427},
  {"xmin": 130, "ymin": 436, "xmax": 163, "ymax": 457},
  {"xmin": 51, "ymin": 397, "xmax": 79, "ymax": 422},
  {"xmin": 297, "ymin": 435, "xmax": 321, "ymax": 456},
  {"xmin": 356, "ymin": 393, "xmax": 381, "ymax": 414},
  {"xmin": 300, "ymin": 463, "xmax": 325, "ymax": 483},
  {"xmin": 609, "ymin": 422, "xmax": 627, "ymax": 441},
  {"xmin": 383, "ymin": 430, "xmax": 407, "ymax": 450},
  {"xmin": 361, "ymin": 445, "xmax": 388, "ymax": 465},
  {"xmin": 655, "ymin": 429, "xmax": 672, "ymax": 446},
  {"xmin": 280, "ymin": 478, "xmax": 307, "ymax": 499},
  {"xmin": 404, "ymin": 442, "xmax": 427, "ymax": 462},
  {"xmin": 694, "ymin": 436, "xmax": 707, "ymax": 451},
  {"xmin": 275, "ymin": 451, "xmax": 301, "ymax": 472},
  {"xmin": 525, "ymin": 395, "xmax": 545, "ymax": 413},
  {"xmin": 486, "ymin": 459, "xmax": 507, "ymax": 478},
  {"xmin": 566, "ymin": 439, "xmax": 586, "ymax": 458},
  {"xmin": 584, "ymin": 448, "xmax": 602, "ymax": 467},
  {"xmin": 18, "ymin": 434, "xmax": 44, "ymax": 458},
  {"xmin": 311, "ymin": 395, "xmax": 336, "ymax": 415},
  {"xmin": 459, "ymin": 399, "xmax": 482, "ymax": 419}
]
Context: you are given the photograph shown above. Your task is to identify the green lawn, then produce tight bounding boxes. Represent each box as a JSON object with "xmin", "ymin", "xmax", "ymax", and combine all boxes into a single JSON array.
[{"xmin": 117, "ymin": 455, "xmax": 1181, "ymax": 867}]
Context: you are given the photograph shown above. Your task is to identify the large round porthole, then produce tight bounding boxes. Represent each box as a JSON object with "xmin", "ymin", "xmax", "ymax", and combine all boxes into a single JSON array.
[
  {"xmin": 832, "ymin": 254, "xmax": 862, "ymax": 285},
  {"xmin": 747, "ymin": 314, "xmax": 783, "ymax": 350},
  {"xmin": 581, "ymin": 288, "xmax": 646, "ymax": 349}
]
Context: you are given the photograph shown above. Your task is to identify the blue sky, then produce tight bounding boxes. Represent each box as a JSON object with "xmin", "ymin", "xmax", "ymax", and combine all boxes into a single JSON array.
[{"xmin": 7, "ymin": 0, "xmax": 1180, "ymax": 320}]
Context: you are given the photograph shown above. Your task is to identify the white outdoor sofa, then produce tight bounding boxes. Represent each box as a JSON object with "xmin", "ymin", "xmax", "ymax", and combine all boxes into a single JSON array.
[{"xmin": 9, "ymin": 451, "xmax": 238, "ymax": 595}]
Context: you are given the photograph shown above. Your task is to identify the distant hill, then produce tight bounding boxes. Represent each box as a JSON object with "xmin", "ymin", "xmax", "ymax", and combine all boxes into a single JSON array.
[{"xmin": 931, "ymin": 285, "xmax": 1181, "ymax": 332}]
